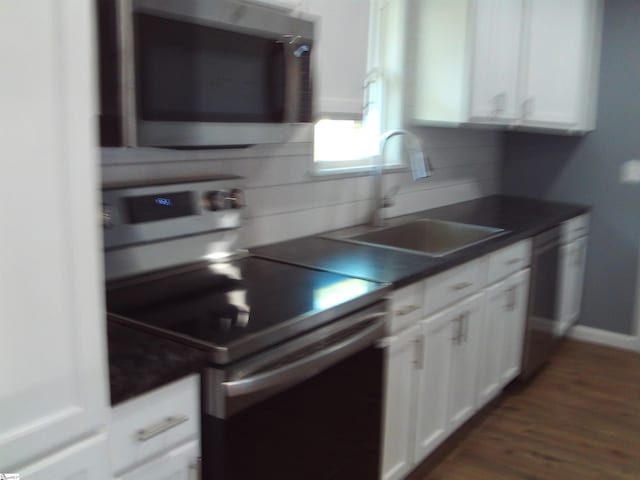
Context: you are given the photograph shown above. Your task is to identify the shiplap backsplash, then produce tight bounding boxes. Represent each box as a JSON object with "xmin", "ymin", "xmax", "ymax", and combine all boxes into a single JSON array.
[{"xmin": 101, "ymin": 126, "xmax": 503, "ymax": 248}]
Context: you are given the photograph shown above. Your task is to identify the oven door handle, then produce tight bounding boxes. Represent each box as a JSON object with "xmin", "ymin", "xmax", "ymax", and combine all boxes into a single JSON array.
[{"xmin": 222, "ymin": 313, "xmax": 386, "ymax": 398}]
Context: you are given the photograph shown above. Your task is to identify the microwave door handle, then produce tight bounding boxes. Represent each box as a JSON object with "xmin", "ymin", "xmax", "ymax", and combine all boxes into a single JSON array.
[
  {"xmin": 279, "ymin": 36, "xmax": 312, "ymax": 123},
  {"xmin": 222, "ymin": 313, "xmax": 385, "ymax": 398}
]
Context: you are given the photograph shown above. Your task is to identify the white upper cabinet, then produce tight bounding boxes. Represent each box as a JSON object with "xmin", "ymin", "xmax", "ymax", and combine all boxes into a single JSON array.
[
  {"xmin": 252, "ymin": 0, "xmax": 304, "ymax": 10},
  {"xmin": 519, "ymin": 0, "xmax": 603, "ymax": 131},
  {"xmin": 411, "ymin": 0, "xmax": 471, "ymax": 125},
  {"xmin": 469, "ymin": 0, "xmax": 524, "ymax": 123},
  {"xmin": 410, "ymin": 0, "xmax": 603, "ymax": 134},
  {"xmin": 0, "ymin": 0, "xmax": 108, "ymax": 472},
  {"xmin": 302, "ymin": 0, "xmax": 372, "ymax": 117}
]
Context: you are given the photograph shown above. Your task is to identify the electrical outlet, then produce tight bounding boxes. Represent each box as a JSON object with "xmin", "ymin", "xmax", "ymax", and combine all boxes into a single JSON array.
[{"xmin": 621, "ymin": 159, "xmax": 640, "ymax": 184}]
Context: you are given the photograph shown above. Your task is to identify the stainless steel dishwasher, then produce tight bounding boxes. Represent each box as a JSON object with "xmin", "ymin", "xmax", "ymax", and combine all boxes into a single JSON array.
[{"xmin": 521, "ymin": 227, "xmax": 561, "ymax": 379}]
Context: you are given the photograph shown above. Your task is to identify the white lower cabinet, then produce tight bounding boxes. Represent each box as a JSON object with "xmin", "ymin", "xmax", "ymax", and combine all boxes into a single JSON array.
[
  {"xmin": 415, "ymin": 294, "xmax": 484, "ymax": 464},
  {"xmin": 117, "ymin": 441, "xmax": 200, "ymax": 480},
  {"xmin": 413, "ymin": 304, "xmax": 453, "ymax": 460},
  {"xmin": 109, "ymin": 375, "xmax": 200, "ymax": 480},
  {"xmin": 501, "ymin": 270, "xmax": 530, "ymax": 384},
  {"xmin": 557, "ymin": 235, "xmax": 588, "ymax": 336},
  {"xmin": 381, "ymin": 242, "xmax": 533, "ymax": 479},
  {"xmin": 381, "ymin": 325, "xmax": 421, "ymax": 480},
  {"xmin": 18, "ymin": 434, "xmax": 109, "ymax": 480},
  {"xmin": 478, "ymin": 269, "xmax": 530, "ymax": 408},
  {"xmin": 445, "ymin": 294, "xmax": 484, "ymax": 432}
]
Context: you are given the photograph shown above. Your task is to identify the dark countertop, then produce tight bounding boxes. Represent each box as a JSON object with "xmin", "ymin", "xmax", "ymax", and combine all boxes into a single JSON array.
[
  {"xmin": 106, "ymin": 257, "xmax": 388, "ymax": 404},
  {"xmin": 107, "ymin": 195, "xmax": 588, "ymax": 404},
  {"xmin": 251, "ymin": 195, "xmax": 590, "ymax": 288},
  {"xmin": 107, "ymin": 319, "xmax": 208, "ymax": 405}
]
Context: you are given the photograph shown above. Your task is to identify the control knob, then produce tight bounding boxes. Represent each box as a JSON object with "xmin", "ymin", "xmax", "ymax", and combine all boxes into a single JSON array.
[
  {"xmin": 205, "ymin": 191, "xmax": 228, "ymax": 211},
  {"xmin": 229, "ymin": 188, "xmax": 245, "ymax": 209}
]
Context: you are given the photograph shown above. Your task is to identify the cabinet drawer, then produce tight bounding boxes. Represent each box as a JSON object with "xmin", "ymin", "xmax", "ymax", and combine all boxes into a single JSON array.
[
  {"xmin": 561, "ymin": 214, "xmax": 590, "ymax": 244},
  {"xmin": 487, "ymin": 240, "xmax": 531, "ymax": 284},
  {"xmin": 109, "ymin": 374, "xmax": 200, "ymax": 475},
  {"xmin": 424, "ymin": 260, "xmax": 483, "ymax": 315},
  {"xmin": 389, "ymin": 282, "xmax": 424, "ymax": 334}
]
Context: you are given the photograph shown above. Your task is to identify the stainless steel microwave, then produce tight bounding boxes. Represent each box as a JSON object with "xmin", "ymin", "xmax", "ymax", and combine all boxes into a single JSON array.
[{"xmin": 97, "ymin": 0, "xmax": 314, "ymax": 148}]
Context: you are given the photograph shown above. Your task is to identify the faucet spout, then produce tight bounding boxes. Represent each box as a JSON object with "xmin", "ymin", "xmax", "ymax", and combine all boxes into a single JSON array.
[{"xmin": 371, "ymin": 129, "xmax": 431, "ymax": 227}]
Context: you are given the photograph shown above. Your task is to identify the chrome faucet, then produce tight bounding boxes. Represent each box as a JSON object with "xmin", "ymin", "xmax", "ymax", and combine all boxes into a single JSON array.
[{"xmin": 371, "ymin": 129, "xmax": 432, "ymax": 227}]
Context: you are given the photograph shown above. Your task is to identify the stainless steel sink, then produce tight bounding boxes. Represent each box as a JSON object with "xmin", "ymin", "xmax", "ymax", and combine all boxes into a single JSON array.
[{"xmin": 347, "ymin": 219, "xmax": 506, "ymax": 257}]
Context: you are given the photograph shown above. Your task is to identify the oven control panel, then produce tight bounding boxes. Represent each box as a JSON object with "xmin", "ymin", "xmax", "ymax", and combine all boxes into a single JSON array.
[{"xmin": 102, "ymin": 176, "xmax": 245, "ymax": 251}]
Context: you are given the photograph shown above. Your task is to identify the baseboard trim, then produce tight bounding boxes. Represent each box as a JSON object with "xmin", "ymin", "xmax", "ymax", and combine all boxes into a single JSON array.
[{"xmin": 568, "ymin": 325, "xmax": 640, "ymax": 352}]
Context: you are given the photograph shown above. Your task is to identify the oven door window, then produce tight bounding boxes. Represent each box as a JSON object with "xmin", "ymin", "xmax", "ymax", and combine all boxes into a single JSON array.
[{"xmin": 134, "ymin": 13, "xmax": 285, "ymax": 123}]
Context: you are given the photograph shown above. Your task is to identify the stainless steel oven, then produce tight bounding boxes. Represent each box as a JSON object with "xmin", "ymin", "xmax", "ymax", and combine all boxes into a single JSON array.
[
  {"xmin": 103, "ymin": 177, "xmax": 390, "ymax": 479},
  {"xmin": 97, "ymin": 0, "xmax": 314, "ymax": 147},
  {"xmin": 200, "ymin": 302, "xmax": 387, "ymax": 480}
]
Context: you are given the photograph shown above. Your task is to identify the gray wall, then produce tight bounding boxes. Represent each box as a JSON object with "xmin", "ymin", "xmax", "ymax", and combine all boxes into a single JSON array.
[{"xmin": 502, "ymin": 0, "xmax": 640, "ymax": 334}]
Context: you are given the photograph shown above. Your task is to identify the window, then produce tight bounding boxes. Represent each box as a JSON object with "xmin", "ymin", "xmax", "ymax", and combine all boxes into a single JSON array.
[
  {"xmin": 312, "ymin": 70, "xmax": 388, "ymax": 173},
  {"xmin": 312, "ymin": 0, "xmax": 408, "ymax": 175}
]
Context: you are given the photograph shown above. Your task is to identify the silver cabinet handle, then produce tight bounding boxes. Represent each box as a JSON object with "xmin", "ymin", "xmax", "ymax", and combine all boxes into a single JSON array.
[
  {"xmin": 494, "ymin": 92, "xmax": 506, "ymax": 116},
  {"xmin": 136, "ymin": 415, "xmax": 189, "ymax": 442},
  {"xmin": 451, "ymin": 282, "xmax": 472, "ymax": 291},
  {"xmin": 413, "ymin": 336, "xmax": 424, "ymax": 370},
  {"xmin": 460, "ymin": 312, "xmax": 469, "ymax": 343},
  {"xmin": 504, "ymin": 286, "xmax": 517, "ymax": 311},
  {"xmin": 189, "ymin": 457, "xmax": 202, "ymax": 480},
  {"xmin": 451, "ymin": 314, "xmax": 463, "ymax": 344},
  {"xmin": 395, "ymin": 304, "xmax": 421, "ymax": 316}
]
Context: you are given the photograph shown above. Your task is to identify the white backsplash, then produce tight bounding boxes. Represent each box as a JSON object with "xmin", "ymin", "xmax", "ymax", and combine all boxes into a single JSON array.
[{"xmin": 101, "ymin": 127, "xmax": 503, "ymax": 248}]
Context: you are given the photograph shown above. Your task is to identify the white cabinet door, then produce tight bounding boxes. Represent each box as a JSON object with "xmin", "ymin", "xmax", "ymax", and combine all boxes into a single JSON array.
[
  {"xmin": 381, "ymin": 325, "xmax": 420, "ymax": 480},
  {"xmin": 501, "ymin": 269, "xmax": 530, "ymax": 384},
  {"xmin": 519, "ymin": 0, "xmax": 601, "ymax": 130},
  {"xmin": 413, "ymin": 308, "xmax": 454, "ymax": 463},
  {"xmin": 19, "ymin": 434, "xmax": 109, "ymax": 480},
  {"xmin": 557, "ymin": 242, "xmax": 575, "ymax": 336},
  {"xmin": 118, "ymin": 441, "xmax": 200, "ymax": 480},
  {"xmin": 447, "ymin": 294, "xmax": 483, "ymax": 432},
  {"xmin": 477, "ymin": 286, "xmax": 506, "ymax": 407},
  {"xmin": 303, "ymin": 0, "xmax": 372, "ymax": 117},
  {"xmin": 557, "ymin": 237, "xmax": 588, "ymax": 336},
  {"xmin": 0, "ymin": 0, "xmax": 108, "ymax": 471},
  {"xmin": 568, "ymin": 237, "xmax": 587, "ymax": 324},
  {"xmin": 469, "ymin": 0, "xmax": 523, "ymax": 123}
]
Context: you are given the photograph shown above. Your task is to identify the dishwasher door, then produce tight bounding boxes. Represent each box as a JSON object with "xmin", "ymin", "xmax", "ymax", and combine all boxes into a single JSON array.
[{"xmin": 521, "ymin": 227, "xmax": 560, "ymax": 379}]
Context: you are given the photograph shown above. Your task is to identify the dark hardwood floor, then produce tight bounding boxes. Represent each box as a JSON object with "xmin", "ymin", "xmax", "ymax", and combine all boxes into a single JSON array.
[{"xmin": 419, "ymin": 339, "xmax": 640, "ymax": 480}]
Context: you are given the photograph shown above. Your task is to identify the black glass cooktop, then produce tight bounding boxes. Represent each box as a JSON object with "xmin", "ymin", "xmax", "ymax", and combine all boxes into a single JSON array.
[{"xmin": 106, "ymin": 256, "xmax": 388, "ymax": 364}]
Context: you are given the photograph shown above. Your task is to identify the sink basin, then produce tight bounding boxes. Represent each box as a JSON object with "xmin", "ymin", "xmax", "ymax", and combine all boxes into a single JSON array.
[{"xmin": 348, "ymin": 219, "xmax": 506, "ymax": 257}]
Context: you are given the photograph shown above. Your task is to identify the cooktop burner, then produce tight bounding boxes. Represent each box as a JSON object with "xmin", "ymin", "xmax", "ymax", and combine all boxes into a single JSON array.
[{"xmin": 107, "ymin": 256, "xmax": 388, "ymax": 364}]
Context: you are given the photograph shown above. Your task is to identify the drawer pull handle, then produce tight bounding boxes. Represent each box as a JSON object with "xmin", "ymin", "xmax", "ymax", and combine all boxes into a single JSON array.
[
  {"xmin": 136, "ymin": 415, "xmax": 189, "ymax": 442},
  {"xmin": 189, "ymin": 457, "xmax": 202, "ymax": 480},
  {"xmin": 451, "ymin": 282, "xmax": 472, "ymax": 291},
  {"xmin": 395, "ymin": 304, "xmax": 421, "ymax": 316},
  {"xmin": 505, "ymin": 258, "xmax": 520, "ymax": 265}
]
